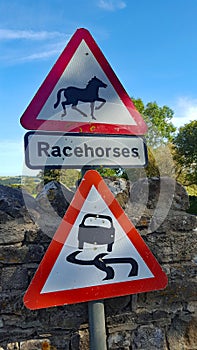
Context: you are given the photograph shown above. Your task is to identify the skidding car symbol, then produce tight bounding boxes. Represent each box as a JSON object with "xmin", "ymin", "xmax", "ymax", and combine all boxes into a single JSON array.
[{"xmin": 78, "ymin": 213, "xmax": 115, "ymax": 252}]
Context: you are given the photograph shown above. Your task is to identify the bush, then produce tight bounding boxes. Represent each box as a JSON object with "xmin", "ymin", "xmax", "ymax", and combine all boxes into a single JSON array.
[{"xmin": 187, "ymin": 196, "xmax": 197, "ymax": 215}]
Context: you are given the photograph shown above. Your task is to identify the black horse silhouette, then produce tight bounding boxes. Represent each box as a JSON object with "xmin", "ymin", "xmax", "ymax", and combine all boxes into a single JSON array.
[{"xmin": 54, "ymin": 76, "xmax": 107, "ymax": 120}]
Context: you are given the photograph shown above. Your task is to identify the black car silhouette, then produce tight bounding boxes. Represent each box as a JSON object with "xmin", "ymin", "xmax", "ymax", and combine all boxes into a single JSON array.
[{"xmin": 78, "ymin": 213, "xmax": 115, "ymax": 252}]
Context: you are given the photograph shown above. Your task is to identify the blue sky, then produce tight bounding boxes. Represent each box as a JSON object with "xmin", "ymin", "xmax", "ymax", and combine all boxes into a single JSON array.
[{"xmin": 0, "ymin": 0, "xmax": 197, "ymax": 176}]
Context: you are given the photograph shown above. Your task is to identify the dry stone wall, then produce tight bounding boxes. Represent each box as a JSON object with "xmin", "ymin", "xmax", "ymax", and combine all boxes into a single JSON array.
[{"xmin": 0, "ymin": 178, "xmax": 196, "ymax": 350}]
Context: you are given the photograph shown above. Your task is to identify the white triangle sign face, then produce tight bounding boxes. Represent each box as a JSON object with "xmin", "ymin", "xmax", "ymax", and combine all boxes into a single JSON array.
[
  {"xmin": 20, "ymin": 28, "xmax": 147, "ymax": 135},
  {"xmin": 24, "ymin": 170, "xmax": 167, "ymax": 309}
]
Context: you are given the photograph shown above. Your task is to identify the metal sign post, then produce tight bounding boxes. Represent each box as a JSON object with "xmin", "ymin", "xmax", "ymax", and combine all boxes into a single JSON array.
[
  {"xmin": 88, "ymin": 300, "xmax": 107, "ymax": 350},
  {"xmin": 81, "ymin": 166, "xmax": 107, "ymax": 350}
]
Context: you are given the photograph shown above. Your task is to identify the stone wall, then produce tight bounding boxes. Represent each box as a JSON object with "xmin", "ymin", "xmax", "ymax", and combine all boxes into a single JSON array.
[{"xmin": 0, "ymin": 178, "xmax": 196, "ymax": 350}]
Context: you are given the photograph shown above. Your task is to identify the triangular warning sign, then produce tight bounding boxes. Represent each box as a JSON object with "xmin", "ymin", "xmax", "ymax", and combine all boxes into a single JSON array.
[
  {"xmin": 24, "ymin": 170, "xmax": 167, "ymax": 310},
  {"xmin": 20, "ymin": 28, "xmax": 147, "ymax": 135}
]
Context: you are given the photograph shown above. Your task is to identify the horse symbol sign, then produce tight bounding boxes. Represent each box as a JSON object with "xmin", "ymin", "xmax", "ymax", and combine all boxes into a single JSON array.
[
  {"xmin": 20, "ymin": 28, "xmax": 147, "ymax": 135},
  {"xmin": 53, "ymin": 76, "xmax": 107, "ymax": 120},
  {"xmin": 23, "ymin": 170, "xmax": 167, "ymax": 309}
]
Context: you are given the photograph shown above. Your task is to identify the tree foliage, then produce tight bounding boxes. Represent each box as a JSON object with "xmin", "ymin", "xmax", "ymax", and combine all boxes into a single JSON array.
[
  {"xmin": 95, "ymin": 167, "xmax": 127, "ymax": 178},
  {"xmin": 173, "ymin": 120, "xmax": 197, "ymax": 186},
  {"xmin": 125, "ymin": 98, "xmax": 177, "ymax": 180},
  {"xmin": 132, "ymin": 98, "xmax": 176, "ymax": 148},
  {"xmin": 126, "ymin": 147, "xmax": 159, "ymax": 183},
  {"xmin": 38, "ymin": 169, "xmax": 80, "ymax": 188}
]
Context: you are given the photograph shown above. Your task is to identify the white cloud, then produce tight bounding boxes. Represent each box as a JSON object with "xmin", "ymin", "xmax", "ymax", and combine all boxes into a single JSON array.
[
  {"xmin": 20, "ymin": 48, "xmax": 62, "ymax": 62},
  {"xmin": 0, "ymin": 29, "xmax": 65, "ymax": 41},
  {"xmin": 172, "ymin": 96, "xmax": 197, "ymax": 128},
  {"xmin": 98, "ymin": 0, "xmax": 126, "ymax": 11},
  {"xmin": 0, "ymin": 29, "xmax": 68, "ymax": 64},
  {"xmin": 17, "ymin": 39, "xmax": 66, "ymax": 63}
]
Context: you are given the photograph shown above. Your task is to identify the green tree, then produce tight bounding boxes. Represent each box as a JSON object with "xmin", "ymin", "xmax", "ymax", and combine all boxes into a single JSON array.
[
  {"xmin": 21, "ymin": 176, "xmax": 39, "ymax": 195},
  {"xmin": 132, "ymin": 98, "xmax": 176, "ymax": 148},
  {"xmin": 95, "ymin": 166, "xmax": 127, "ymax": 178},
  {"xmin": 60, "ymin": 169, "xmax": 80, "ymax": 188},
  {"xmin": 125, "ymin": 98, "xmax": 177, "ymax": 180},
  {"xmin": 153, "ymin": 143, "xmax": 175, "ymax": 178},
  {"xmin": 39, "ymin": 169, "xmax": 80, "ymax": 188},
  {"xmin": 173, "ymin": 120, "xmax": 197, "ymax": 186},
  {"xmin": 39, "ymin": 169, "xmax": 61, "ymax": 184},
  {"xmin": 125, "ymin": 148, "xmax": 160, "ymax": 183}
]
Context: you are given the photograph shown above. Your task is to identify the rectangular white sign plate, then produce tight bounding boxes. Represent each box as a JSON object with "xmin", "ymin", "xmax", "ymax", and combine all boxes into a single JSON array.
[{"xmin": 24, "ymin": 131, "xmax": 148, "ymax": 169}]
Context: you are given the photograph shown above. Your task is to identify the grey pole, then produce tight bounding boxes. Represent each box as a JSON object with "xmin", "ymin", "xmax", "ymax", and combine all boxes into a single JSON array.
[
  {"xmin": 80, "ymin": 166, "xmax": 108, "ymax": 350},
  {"xmin": 88, "ymin": 300, "xmax": 107, "ymax": 350}
]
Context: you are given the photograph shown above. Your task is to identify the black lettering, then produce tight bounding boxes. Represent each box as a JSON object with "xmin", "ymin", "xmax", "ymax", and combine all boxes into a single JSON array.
[
  {"xmin": 113, "ymin": 147, "xmax": 121, "ymax": 157},
  {"xmin": 84, "ymin": 143, "xmax": 94, "ymax": 157},
  {"xmin": 122, "ymin": 147, "xmax": 130, "ymax": 157},
  {"xmin": 132, "ymin": 148, "xmax": 139, "ymax": 158},
  {"xmin": 74, "ymin": 147, "xmax": 83, "ymax": 157},
  {"xmin": 51, "ymin": 146, "xmax": 61, "ymax": 157},
  {"xmin": 105, "ymin": 147, "xmax": 111, "ymax": 157},
  {"xmin": 95, "ymin": 147, "xmax": 105, "ymax": 157},
  {"xmin": 38, "ymin": 142, "xmax": 50, "ymax": 157},
  {"xmin": 63, "ymin": 146, "xmax": 72, "ymax": 157}
]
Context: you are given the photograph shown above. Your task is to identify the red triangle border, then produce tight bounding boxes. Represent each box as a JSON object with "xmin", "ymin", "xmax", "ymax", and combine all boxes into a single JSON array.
[
  {"xmin": 23, "ymin": 170, "xmax": 167, "ymax": 309},
  {"xmin": 20, "ymin": 28, "xmax": 147, "ymax": 135}
]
